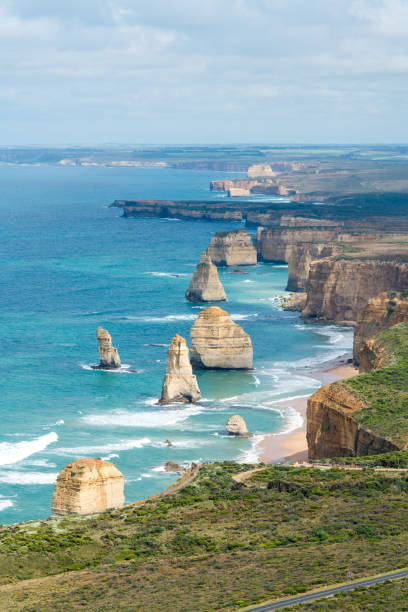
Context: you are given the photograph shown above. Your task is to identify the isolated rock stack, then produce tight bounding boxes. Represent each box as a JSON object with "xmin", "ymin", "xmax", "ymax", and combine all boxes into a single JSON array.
[
  {"xmin": 51, "ymin": 458, "xmax": 125, "ymax": 516},
  {"xmin": 96, "ymin": 327, "xmax": 121, "ymax": 368},
  {"xmin": 226, "ymin": 415, "xmax": 251, "ymax": 437},
  {"xmin": 159, "ymin": 334, "xmax": 201, "ymax": 404},
  {"xmin": 185, "ymin": 252, "xmax": 227, "ymax": 302},
  {"xmin": 190, "ymin": 306, "xmax": 253, "ymax": 369},
  {"xmin": 207, "ymin": 230, "xmax": 257, "ymax": 266}
]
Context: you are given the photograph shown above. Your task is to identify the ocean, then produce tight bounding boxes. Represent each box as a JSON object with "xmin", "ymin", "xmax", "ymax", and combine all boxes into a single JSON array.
[{"xmin": 0, "ymin": 165, "xmax": 353, "ymax": 524}]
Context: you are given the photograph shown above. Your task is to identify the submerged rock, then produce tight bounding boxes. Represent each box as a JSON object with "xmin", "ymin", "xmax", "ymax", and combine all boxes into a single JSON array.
[
  {"xmin": 95, "ymin": 327, "xmax": 121, "ymax": 369},
  {"xmin": 51, "ymin": 458, "xmax": 124, "ymax": 516},
  {"xmin": 207, "ymin": 229, "xmax": 257, "ymax": 266},
  {"xmin": 226, "ymin": 415, "xmax": 251, "ymax": 437},
  {"xmin": 190, "ymin": 306, "xmax": 253, "ymax": 369},
  {"xmin": 159, "ymin": 334, "xmax": 201, "ymax": 404},
  {"xmin": 185, "ymin": 252, "xmax": 227, "ymax": 302}
]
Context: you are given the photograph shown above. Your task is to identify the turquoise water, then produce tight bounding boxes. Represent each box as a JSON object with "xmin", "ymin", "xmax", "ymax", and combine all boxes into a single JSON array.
[{"xmin": 0, "ymin": 165, "xmax": 353, "ymax": 524}]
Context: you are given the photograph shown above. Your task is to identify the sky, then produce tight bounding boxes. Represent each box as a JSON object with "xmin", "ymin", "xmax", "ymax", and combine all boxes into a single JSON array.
[{"xmin": 0, "ymin": 0, "xmax": 407, "ymax": 145}]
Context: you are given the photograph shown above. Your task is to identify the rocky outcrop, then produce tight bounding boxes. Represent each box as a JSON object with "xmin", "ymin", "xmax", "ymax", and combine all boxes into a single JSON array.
[
  {"xmin": 159, "ymin": 334, "xmax": 201, "ymax": 404},
  {"xmin": 228, "ymin": 187, "xmax": 250, "ymax": 197},
  {"xmin": 302, "ymin": 259, "xmax": 408, "ymax": 325},
  {"xmin": 190, "ymin": 307, "xmax": 253, "ymax": 369},
  {"xmin": 282, "ymin": 292, "xmax": 307, "ymax": 311},
  {"xmin": 307, "ymin": 383, "xmax": 399, "ymax": 459},
  {"xmin": 110, "ymin": 200, "xmax": 244, "ymax": 221},
  {"xmin": 353, "ymin": 291, "xmax": 408, "ymax": 364},
  {"xmin": 226, "ymin": 415, "xmax": 251, "ymax": 436},
  {"xmin": 185, "ymin": 252, "xmax": 226, "ymax": 302},
  {"xmin": 207, "ymin": 230, "xmax": 257, "ymax": 266},
  {"xmin": 95, "ymin": 327, "xmax": 121, "ymax": 369},
  {"xmin": 247, "ymin": 163, "xmax": 274, "ymax": 178},
  {"xmin": 51, "ymin": 458, "xmax": 125, "ymax": 516},
  {"xmin": 164, "ymin": 461, "xmax": 187, "ymax": 473}
]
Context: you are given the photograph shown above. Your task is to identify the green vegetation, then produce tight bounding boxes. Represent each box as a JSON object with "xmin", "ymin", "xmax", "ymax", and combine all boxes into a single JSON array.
[
  {"xmin": 2, "ymin": 462, "xmax": 408, "ymax": 610},
  {"xmin": 311, "ymin": 449, "xmax": 408, "ymax": 469},
  {"xmin": 342, "ymin": 322, "xmax": 408, "ymax": 446}
]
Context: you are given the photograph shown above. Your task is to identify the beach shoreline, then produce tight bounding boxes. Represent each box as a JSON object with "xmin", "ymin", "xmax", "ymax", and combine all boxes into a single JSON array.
[{"xmin": 256, "ymin": 360, "xmax": 359, "ymax": 464}]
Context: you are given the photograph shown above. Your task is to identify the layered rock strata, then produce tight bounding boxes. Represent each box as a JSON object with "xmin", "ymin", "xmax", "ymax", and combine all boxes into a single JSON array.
[
  {"xmin": 247, "ymin": 163, "xmax": 274, "ymax": 178},
  {"xmin": 96, "ymin": 327, "xmax": 121, "ymax": 369},
  {"xmin": 159, "ymin": 334, "xmax": 201, "ymax": 404},
  {"xmin": 307, "ymin": 384, "xmax": 399, "ymax": 459},
  {"xmin": 226, "ymin": 415, "xmax": 251, "ymax": 436},
  {"xmin": 190, "ymin": 307, "xmax": 253, "ymax": 369},
  {"xmin": 51, "ymin": 458, "xmax": 125, "ymax": 516},
  {"xmin": 185, "ymin": 252, "xmax": 227, "ymax": 302},
  {"xmin": 302, "ymin": 260, "xmax": 408, "ymax": 325},
  {"xmin": 353, "ymin": 291, "xmax": 408, "ymax": 364},
  {"xmin": 282, "ymin": 292, "xmax": 307, "ymax": 312},
  {"xmin": 206, "ymin": 230, "xmax": 257, "ymax": 266}
]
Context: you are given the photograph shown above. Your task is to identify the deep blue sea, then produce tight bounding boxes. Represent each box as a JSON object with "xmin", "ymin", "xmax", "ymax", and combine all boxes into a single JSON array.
[{"xmin": 0, "ymin": 165, "xmax": 353, "ymax": 524}]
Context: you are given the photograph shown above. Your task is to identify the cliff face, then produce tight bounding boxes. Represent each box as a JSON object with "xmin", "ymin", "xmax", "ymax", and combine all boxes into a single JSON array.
[
  {"xmin": 185, "ymin": 252, "xmax": 226, "ymax": 302},
  {"xmin": 353, "ymin": 291, "xmax": 408, "ymax": 364},
  {"xmin": 159, "ymin": 334, "xmax": 201, "ymax": 404},
  {"xmin": 96, "ymin": 327, "xmax": 121, "ymax": 369},
  {"xmin": 302, "ymin": 259, "xmax": 408, "ymax": 325},
  {"xmin": 247, "ymin": 163, "xmax": 274, "ymax": 178},
  {"xmin": 51, "ymin": 458, "xmax": 124, "ymax": 516},
  {"xmin": 111, "ymin": 200, "xmax": 243, "ymax": 221},
  {"xmin": 206, "ymin": 229, "xmax": 257, "ymax": 266},
  {"xmin": 307, "ymin": 384, "xmax": 399, "ymax": 459},
  {"xmin": 190, "ymin": 307, "xmax": 253, "ymax": 369}
]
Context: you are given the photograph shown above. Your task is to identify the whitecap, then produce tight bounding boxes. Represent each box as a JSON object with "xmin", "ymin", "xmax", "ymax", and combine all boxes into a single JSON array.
[
  {"xmin": 55, "ymin": 437, "xmax": 151, "ymax": 456},
  {"xmin": 0, "ymin": 498, "xmax": 14, "ymax": 511},
  {"xmin": 82, "ymin": 405, "xmax": 202, "ymax": 429},
  {"xmin": 238, "ymin": 434, "xmax": 265, "ymax": 464},
  {"xmin": 102, "ymin": 453, "xmax": 120, "ymax": 461},
  {"xmin": 125, "ymin": 314, "xmax": 196, "ymax": 323},
  {"xmin": 0, "ymin": 432, "xmax": 58, "ymax": 467},
  {"xmin": 0, "ymin": 471, "xmax": 58, "ymax": 485},
  {"xmin": 243, "ymin": 279, "xmax": 255, "ymax": 283},
  {"xmin": 146, "ymin": 272, "xmax": 189, "ymax": 278}
]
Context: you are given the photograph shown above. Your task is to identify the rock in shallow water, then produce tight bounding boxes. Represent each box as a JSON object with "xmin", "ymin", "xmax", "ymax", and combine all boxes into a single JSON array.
[
  {"xmin": 95, "ymin": 326, "xmax": 121, "ymax": 369},
  {"xmin": 51, "ymin": 458, "xmax": 124, "ymax": 516},
  {"xmin": 159, "ymin": 334, "xmax": 201, "ymax": 404},
  {"xmin": 226, "ymin": 415, "xmax": 251, "ymax": 437},
  {"xmin": 190, "ymin": 306, "xmax": 253, "ymax": 369},
  {"xmin": 185, "ymin": 252, "xmax": 226, "ymax": 302}
]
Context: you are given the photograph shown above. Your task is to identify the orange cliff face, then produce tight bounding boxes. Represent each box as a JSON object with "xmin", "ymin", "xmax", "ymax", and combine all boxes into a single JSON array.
[
  {"xmin": 353, "ymin": 291, "xmax": 408, "ymax": 365},
  {"xmin": 306, "ymin": 383, "xmax": 399, "ymax": 459}
]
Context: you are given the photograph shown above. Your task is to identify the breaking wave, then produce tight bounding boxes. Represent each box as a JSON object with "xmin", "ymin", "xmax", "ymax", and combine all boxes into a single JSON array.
[{"xmin": 0, "ymin": 432, "xmax": 58, "ymax": 467}]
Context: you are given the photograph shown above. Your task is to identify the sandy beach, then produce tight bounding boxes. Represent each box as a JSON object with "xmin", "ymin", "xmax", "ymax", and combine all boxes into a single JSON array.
[{"xmin": 257, "ymin": 361, "xmax": 359, "ymax": 464}]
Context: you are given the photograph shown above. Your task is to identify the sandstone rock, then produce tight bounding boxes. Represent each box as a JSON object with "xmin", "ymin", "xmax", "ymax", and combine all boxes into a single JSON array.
[
  {"xmin": 185, "ymin": 252, "xmax": 226, "ymax": 302},
  {"xmin": 159, "ymin": 334, "xmax": 201, "ymax": 404},
  {"xmin": 353, "ymin": 291, "xmax": 408, "ymax": 364},
  {"xmin": 207, "ymin": 230, "xmax": 257, "ymax": 266},
  {"xmin": 226, "ymin": 415, "xmax": 251, "ymax": 436},
  {"xmin": 164, "ymin": 461, "xmax": 187, "ymax": 473},
  {"xmin": 95, "ymin": 327, "xmax": 121, "ymax": 369},
  {"xmin": 247, "ymin": 163, "xmax": 274, "ymax": 178},
  {"xmin": 228, "ymin": 187, "xmax": 250, "ymax": 197},
  {"xmin": 282, "ymin": 292, "xmax": 307, "ymax": 312},
  {"xmin": 190, "ymin": 307, "xmax": 253, "ymax": 369},
  {"xmin": 307, "ymin": 383, "xmax": 399, "ymax": 459},
  {"xmin": 51, "ymin": 458, "xmax": 124, "ymax": 516}
]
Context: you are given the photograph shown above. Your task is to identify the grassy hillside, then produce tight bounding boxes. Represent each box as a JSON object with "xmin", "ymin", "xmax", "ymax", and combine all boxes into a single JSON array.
[
  {"xmin": 2, "ymin": 462, "xmax": 408, "ymax": 610},
  {"xmin": 341, "ymin": 322, "xmax": 408, "ymax": 447}
]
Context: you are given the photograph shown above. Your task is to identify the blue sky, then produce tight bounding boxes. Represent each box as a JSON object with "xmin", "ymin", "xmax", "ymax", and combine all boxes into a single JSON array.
[{"xmin": 1, "ymin": 0, "xmax": 407, "ymax": 144}]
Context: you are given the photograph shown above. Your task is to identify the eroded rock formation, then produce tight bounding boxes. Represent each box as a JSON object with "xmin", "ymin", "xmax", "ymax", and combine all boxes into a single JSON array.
[
  {"xmin": 51, "ymin": 458, "xmax": 125, "ymax": 516},
  {"xmin": 226, "ymin": 415, "xmax": 251, "ymax": 436},
  {"xmin": 353, "ymin": 291, "xmax": 408, "ymax": 364},
  {"xmin": 96, "ymin": 327, "xmax": 121, "ymax": 369},
  {"xmin": 207, "ymin": 230, "xmax": 257, "ymax": 266},
  {"xmin": 159, "ymin": 334, "xmax": 201, "ymax": 404},
  {"xmin": 302, "ymin": 260, "xmax": 408, "ymax": 325},
  {"xmin": 282, "ymin": 292, "xmax": 307, "ymax": 312},
  {"xmin": 247, "ymin": 163, "xmax": 274, "ymax": 178},
  {"xmin": 307, "ymin": 384, "xmax": 399, "ymax": 459},
  {"xmin": 190, "ymin": 307, "xmax": 253, "ymax": 369},
  {"xmin": 185, "ymin": 252, "xmax": 226, "ymax": 302}
]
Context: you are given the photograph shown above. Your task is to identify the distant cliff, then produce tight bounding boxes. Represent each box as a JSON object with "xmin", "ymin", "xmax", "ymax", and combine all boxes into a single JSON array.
[{"xmin": 111, "ymin": 200, "xmax": 244, "ymax": 221}]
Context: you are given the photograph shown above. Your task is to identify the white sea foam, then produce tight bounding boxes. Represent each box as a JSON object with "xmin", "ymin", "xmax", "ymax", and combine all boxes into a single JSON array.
[
  {"xmin": 125, "ymin": 314, "xmax": 197, "ymax": 323},
  {"xmin": 81, "ymin": 363, "xmax": 135, "ymax": 373},
  {"xmin": 239, "ymin": 435, "xmax": 265, "ymax": 464},
  {"xmin": 56, "ymin": 437, "xmax": 151, "ymax": 456},
  {"xmin": 230, "ymin": 313, "xmax": 257, "ymax": 321},
  {"xmin": 0, "ymin": 498, "xmax": 13, "ymax": 511},
  {"xmin": 55, "ymin": 420, "xmax": 64, "ymax": 426},
  {"xmin": 253, "ymin": 376, "xmax": 261, "ymax": 386},
  {"xmin": 146, "ymin": 272, "xmax": 189, "ymax": 278},
  {"xmin": 24, "ymin": 459, "xmax": 57, "ymax": 468},
  {"xmin": 102, "ymin": 453, "xmax": 120, "ymax": 461},
  {"xmin": 82, "ymin": 405, "xmax": 202, "ymax": 429},
  {"xmin": 0, "ymin": 432, "xmax": 58, "ymax": 467},
  {"xmin": 0, "ymin": 471, "xmax": 58, "ymax": 485},
  {"xmin": 243, "ymin": 279, "xmax": 255, "ymax": 283},
  {"xmin": 152, "ymin": 465, "xmax": 166, "ymax": 473}
]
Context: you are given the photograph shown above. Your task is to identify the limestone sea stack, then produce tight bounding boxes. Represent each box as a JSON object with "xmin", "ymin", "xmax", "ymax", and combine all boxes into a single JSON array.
[
  {"xmin": 190, "ymin": 307, "xmax": 253, "ymax": 369},
  {"xmin": 207, "ymin": 230, "xmax": 257, "ymax": 266},
  {"xmin": 51, "ymin": 458, "xmax": 124, "ymax": 516},
  {"xmin": 96, "ymin": 327, "xmax": 121, "ymax": 369},
  {"xmin": 185, "ymin": 252, "xmax": 227, "ymax": 302},
  {"xmin": 226, "ymin": 415, "xmax": 251, "ymax": 436},
  {"xmin": 159, "ymin": 334, "xmax": 201, "ymax": 404}
]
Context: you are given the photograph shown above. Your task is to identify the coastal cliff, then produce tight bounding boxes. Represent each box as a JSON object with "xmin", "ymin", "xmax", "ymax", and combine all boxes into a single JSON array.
[
  {"xmin": 307, "ymin": 383, "xmax": 399, "ymax": 459},
  {"xmin": 207, "ymin": 229, "xmax": 257, "ymax": 266},
  {"xmin": 185, "ymin": 252, "xmax": 226, "ymax": 302},
  {"xmin": 302, "ymin": 259, "xmax": 408, "ymax": 325},
  {"xmin": 353, "ymin": 291, "xmax": 408, "ymax": 364},
  {"xmin": 111, "ymin": 200, "xmax": 244, "ymax": 221}
]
